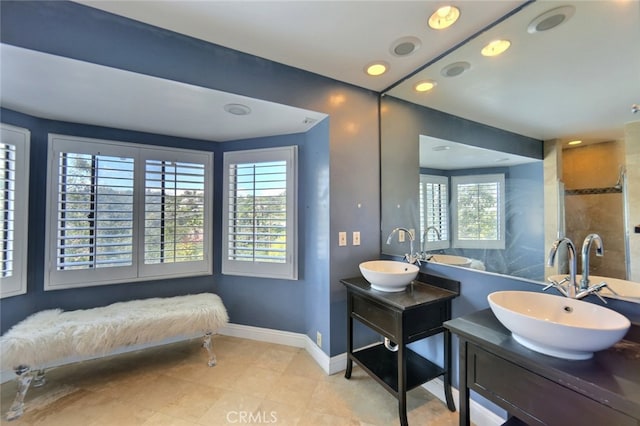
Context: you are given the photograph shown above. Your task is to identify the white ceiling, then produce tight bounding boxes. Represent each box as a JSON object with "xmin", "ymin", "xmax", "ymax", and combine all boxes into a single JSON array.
[
  {"xmin": 74, "ymin": 0, "xmax": 522, "ymax": 92},
  {"xmin": 0, "ymin": 44, "xmax": 327, "ymax": 142},
  {"xmin": 1, "ymin": 1, "xmax": 638, "ymax": 145},
  {"xmin": 420, "ymin": 135, "xmax": 538, "ymax": 170},
  {"xmin": 388, "ymin": 0, "xmax": 640, "ymax": 144}
]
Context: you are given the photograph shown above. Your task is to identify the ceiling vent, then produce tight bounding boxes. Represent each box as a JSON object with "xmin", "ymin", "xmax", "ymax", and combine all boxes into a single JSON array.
[
  {"xmin": 441, "ymin": 61, "xmax": 471, "ymax": 77},
  {"xmin": 390, "ymin": 37, "xmax": 422, "ymax": 57},
  {"xmin": 528, "ymin": 6, "xmax": 575, "ymax": 34}
]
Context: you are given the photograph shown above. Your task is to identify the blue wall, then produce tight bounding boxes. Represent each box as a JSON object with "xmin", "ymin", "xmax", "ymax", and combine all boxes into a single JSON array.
[
  {"xmin": 419, "ymin": 162, "xmax": 545, "ymax": 280},
  {"xmin": 0, "ymin": 107, "xmax": 332, "ymax": 338},
  {"xmin": 1, "ymin": 0, "xmax": 381, "ymax": 357}
]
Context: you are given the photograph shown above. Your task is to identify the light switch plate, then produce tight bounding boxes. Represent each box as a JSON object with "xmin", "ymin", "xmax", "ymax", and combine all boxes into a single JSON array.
[
  {"xmin": 339, "ymin": 232, "xmax": 347, "ymax": 246},
  {"xmin": 353, "ymin": 231, "xmax": 360, "ymax": 246}
]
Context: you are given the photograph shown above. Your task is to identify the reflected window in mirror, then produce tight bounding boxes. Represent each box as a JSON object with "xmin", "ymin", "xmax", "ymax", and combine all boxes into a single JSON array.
[
  {"xmin": 452, "ymin": 174, "xmax": 505, "ymax": 250},
  {"xmin": 419, "ymin": 174, "xmax": 449, "ymax": 252}
]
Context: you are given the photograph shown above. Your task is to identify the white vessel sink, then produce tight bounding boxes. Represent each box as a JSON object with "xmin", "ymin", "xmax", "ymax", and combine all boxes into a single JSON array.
[
  {"xmin": 488, "ymin": 290, "xmax": 630, "ymax": 360},
  {"xmin": 548, "ymin": 274, "xmax": 640, "ymax": 301},
  {"xmin": 359, "ymin": 260, "xmax": 419, "ymax": 292},
  {"xmin": 428, "ymin": 254, "xmax": 471, "ymax": 267}
]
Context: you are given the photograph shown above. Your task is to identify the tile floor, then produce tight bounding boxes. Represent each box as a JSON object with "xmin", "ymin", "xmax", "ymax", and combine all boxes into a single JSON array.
[{"xmin": 0, "ymin": 335, "xmax": 461, "ymax": 425}]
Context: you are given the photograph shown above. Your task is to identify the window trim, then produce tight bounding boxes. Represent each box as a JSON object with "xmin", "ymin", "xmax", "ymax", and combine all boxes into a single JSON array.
[
  {"xmin": 1, "ymin": 124, "xmax": 30, "ymax": 298},
  {"xmin": 451, "ymin": 173, "xmax": 506, "ymax": 250},
  {"xmin": 222, "ymin": 146, "xmax": 298, "ymax": 280},
  {"xmin": 44, "ymin": 134, "xmax": 213, "ymax": 291}
]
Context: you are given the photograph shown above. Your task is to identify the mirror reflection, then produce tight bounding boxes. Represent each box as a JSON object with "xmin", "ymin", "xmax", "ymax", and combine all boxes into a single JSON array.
[
  {"xmin": 418, "ymin": 136, "xmax": 543, "ymax": 280},
  {"xmin": 380, "ymin": 0, "xmax": 639, "ymax": 299}
]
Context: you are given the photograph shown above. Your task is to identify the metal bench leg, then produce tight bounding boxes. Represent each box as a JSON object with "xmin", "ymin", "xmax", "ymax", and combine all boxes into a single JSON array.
[
  {"xmin": 203, "ymin": 332, "xmax": 217, "ymax": 366},
  {"xmin": 6, "ymin": 365, "xmax": 34, "ymax": 421}
]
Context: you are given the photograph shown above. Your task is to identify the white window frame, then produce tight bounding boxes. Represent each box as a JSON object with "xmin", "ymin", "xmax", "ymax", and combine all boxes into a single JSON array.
[
  {"xmin": 419, "ymin": 174, "xmax": 450, "ymax": 251},
  {"xmin": 451, "ymin": 173, "xmax": 505, "ymax": 250},
  {"xmin": 44, "ymin": 134, "xmax": 213, "ymax": 290},
  {"xmin": 1, "ymin": 124, "xmax": 30, "ymax": 298},
  {"xmin": 222, "ymin": 146, "xmax": 298, "ymax": 280}
]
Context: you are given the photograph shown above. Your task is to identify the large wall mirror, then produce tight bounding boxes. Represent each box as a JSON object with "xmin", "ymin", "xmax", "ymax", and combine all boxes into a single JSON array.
[{"xmin": 381, "ymin": 1, "xmax": 639, "ymax": 295}]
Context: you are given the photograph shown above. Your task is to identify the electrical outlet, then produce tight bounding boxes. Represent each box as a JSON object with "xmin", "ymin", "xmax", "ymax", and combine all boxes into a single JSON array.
[
  {"xmin": 338, "ymin": 232, "xmax": 347, "ymax": 246},
  {"xmin": 316, "ymin": 331, "xmax": 322, "ymax": 347},
  {"xmin": 399, "ymin": 230, "xmax": 405, "ymax": 242},
  {"xmin": 353, "ymin": 231, "xmax": 360, "ymax": 246}
]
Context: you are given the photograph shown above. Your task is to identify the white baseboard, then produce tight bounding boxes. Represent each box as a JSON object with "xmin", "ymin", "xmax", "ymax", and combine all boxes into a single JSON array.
[{"xmin": 1, "ymin": 322, "xmax": 505, "ymax": 425}]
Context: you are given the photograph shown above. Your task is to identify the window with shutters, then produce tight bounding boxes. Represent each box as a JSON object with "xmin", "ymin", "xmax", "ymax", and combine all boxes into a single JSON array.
[
  {"xmin": 222, "ymin": 146, "xmax": 297, "ymax": 280},
  {"xmin": 419, "ymin": 174, "xmax": 449, "ymax": 251},
  {"xmin": 45, "ymin": 134, "xmax": 212, "ymax": 290},
  {"xmin": 1, "ymin": 124, "xmax": 30, "ymax": 298},
  {"xmin": 451, "ymin": 174, "xmax": 505, "ymax": 249}
]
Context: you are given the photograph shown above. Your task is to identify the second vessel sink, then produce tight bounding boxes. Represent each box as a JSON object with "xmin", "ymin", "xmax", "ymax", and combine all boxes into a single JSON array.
[
  {"xmin": 488, "ymin": 290, "xmax": 630, "ymax": 360},
  {"xmin": 359, "ymin": 260, "xmax": 419, "ymax": 292},
  {"xmin": 428, "ymin": 254, "xmax": 471, "ymax": 267}
]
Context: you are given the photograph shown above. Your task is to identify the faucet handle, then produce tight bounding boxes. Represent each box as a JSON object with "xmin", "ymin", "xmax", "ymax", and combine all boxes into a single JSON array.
[
  {"xmin": 404, "ymin": 253, "xmax": 421, "ymax": 266},
  {"xmin": 543, "ymin": 276, "xmax": 568, "ymax": 291},
  {"xmin": 543, "ymin": 277, "xmax": 569, "ymax": 297}
]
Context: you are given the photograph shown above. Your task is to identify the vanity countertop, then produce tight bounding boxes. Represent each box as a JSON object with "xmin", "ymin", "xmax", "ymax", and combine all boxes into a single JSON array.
[
  {"xmin": 445, "ymin": 309, "xmax": 640, "ymax": 421},
  {"xmin": 340, "ymin": 275, "xmax": 459, "ymax": 311}
]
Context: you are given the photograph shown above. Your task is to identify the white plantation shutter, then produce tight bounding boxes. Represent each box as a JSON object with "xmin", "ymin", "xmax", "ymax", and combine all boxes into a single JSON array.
[
  {"xmin": 45, "ymin": 135, "xmax": 212, "ymax": 290},
  {"xmin": 55, "ymin": 153, "xmax": 135, "ymax": 270},
  {"xmin": 144, "ymin": 160, "xmax": 205, "ymax": 264},
  {"xmin": 140, "ymin": 149, "xmax": 212, "ymax": 279},
  {"xmin": 452, "ymin": 174, "xmax": 505, "ymax": 249},
  {"xmin": 420, "ymin": 174, "xmax": 449, "ymax": 251},
  {"xmin": 222, "ymin": 146, "xmax": 297, "ymax": 280},
  {"xmin": 1, "ymin": 124, "xmax": 29, "ymax": 298}
]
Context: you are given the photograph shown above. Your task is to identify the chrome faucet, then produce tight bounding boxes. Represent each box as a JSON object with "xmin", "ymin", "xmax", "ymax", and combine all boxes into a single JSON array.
[
  {"xmin": 546, "ymin": 236, "xmax": 612, "ymax": 303},
  {"xmin": 546, "ymin": 237, "xmax": 578, "ymax": 298},
  {"xmin": 386, "ymin": 227, "xmax": 420, "ymax": 265},
  {"xmin": 580, "ymin": 233, "xmax": 603, "ymax": 290},
  {"xmin": 421, "ymin": 226, "xmax": 441, "ymax": 252}
]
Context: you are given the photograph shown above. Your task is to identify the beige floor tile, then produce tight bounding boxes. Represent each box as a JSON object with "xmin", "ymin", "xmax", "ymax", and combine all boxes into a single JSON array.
[
  {"xmin": 0, "ymin": 336, "xmax": 462, "ymax": 426},
  {"xmin": 196, "ymin": 389, "xmax": 263, "ymax": 425}
]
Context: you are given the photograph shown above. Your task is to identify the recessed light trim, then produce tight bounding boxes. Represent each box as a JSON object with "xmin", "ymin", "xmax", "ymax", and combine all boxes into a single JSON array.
[
  {"xmin": 441, "ymin": 61, "xmax": 471, "ymax": 77},
  {"xmin": 414, "ymin": 80, "xmax": 437, "ymax": 92},
  {"xmin": 432, "ymin": 145, "xmax": 451, "ymax": 151},
  {"xmin": 224, "ymin": 103, "xmax": 251, "ymax": 115},
  {"xmin": 481, "ymin": 39, "xmax": 511, "ymax": 57},
  {"xmin": 390, "ymin": 36, "xmax": 422, "ymax": 57},
  {"xmin": 568, "ymin": 140, "xmax": 582, "ymax": 146},
  {"xmin": 528, "ymin": 6, "xmax": 575, "ymax": 34},
  {"xmin": 365, "ymin": 61, "xmax": 389, "ymax": 76},
  {"xmin": 428, "ymin": 5, "xmax": 460, "ymax": 30}
]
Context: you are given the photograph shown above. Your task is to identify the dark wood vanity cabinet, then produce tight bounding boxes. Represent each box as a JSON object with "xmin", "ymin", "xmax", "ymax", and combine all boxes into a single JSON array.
[
  {"xmin": 341, "ymin": 276, "xmax": 459, "ymax": 426},
  {"xmin": 446, "ymin": 309, "xmax": 640, "ymax": 426}
]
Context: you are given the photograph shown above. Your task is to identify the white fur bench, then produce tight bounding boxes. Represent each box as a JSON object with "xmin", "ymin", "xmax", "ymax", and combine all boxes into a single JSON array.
[{"xmin": 0, "ymin": 293, "xmax": 228, "ymax": 420}]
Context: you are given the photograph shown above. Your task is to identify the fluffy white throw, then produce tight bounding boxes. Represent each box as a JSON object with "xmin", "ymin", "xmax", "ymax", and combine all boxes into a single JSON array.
[{"xmin": 0, "ymin": 293, "xmax": 228, "ymax": 370}]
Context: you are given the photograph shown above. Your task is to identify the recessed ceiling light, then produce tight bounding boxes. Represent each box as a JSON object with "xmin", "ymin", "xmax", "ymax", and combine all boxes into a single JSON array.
[
  {"xmin": 481, "ymin": 39, "xmax": 511, "ymax": 57},
  {"xmin": 224, "ymin": 103, "xmax": 251, "ymax": 115},
  {"xmin": 568, "ymin": 140, "xmax": 582, "ymax": 146},
  {"xmin": 441, "ymin": 61, "xmax": 471, "ymax": 77},
  {"xmin": 365, "ymin": 61, "xmax": 389, "ymax": 76},
  {"xmin": 414, "ymin": 80, "xmax": 437, "ymax": 92},
  {"xmin": 428, "ymin": 5, "xmax": 460, "ymax": 30},
  {"xmin": 528, "ymin": 6, "xmax": 575, "ymax": 34},
  {"xmin": 390, "ymin": 36, "xmax": 422, "ymax": 57}
]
